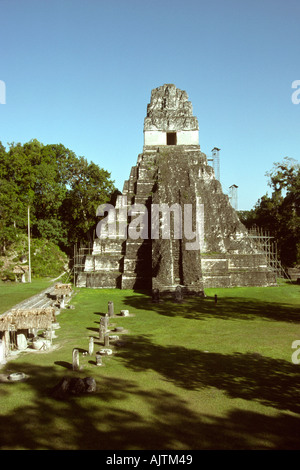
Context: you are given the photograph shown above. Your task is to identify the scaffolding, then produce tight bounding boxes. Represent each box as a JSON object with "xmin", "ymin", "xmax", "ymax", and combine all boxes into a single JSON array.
[
  {"xmin": 248, "ymin": 226, "xmax": 290, "ymax": 279},
  {"xmin": 72, "ymin": 242, "xmax": 93, "ymax": 286}
]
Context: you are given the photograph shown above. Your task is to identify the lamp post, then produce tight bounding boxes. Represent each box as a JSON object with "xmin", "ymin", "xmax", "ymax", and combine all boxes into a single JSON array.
[{"xmin": 28, "ymin": 206, "xmax": 31, "ymax": 283}]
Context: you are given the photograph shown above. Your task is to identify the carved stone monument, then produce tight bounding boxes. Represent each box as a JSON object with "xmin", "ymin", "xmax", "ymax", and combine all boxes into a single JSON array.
[
  {"xmin": 88, "ymin": 337, "xmax": 94, "ymax": 356},
  {"xmin": 152, "ymin": 288, "xmax": 160, "ymax": 303},
  {"xmin": 16, "ymin": 333, "xmax": 27, "ymax": 350},
  {"xmin": 95, "ymin": 353, "xmax": 102, "ymax": 366},
  {"xmin": 108, "ymin": 301, "xmax": 114, "ymax": 317},
  {"xmin": 99, "ymin": 322, "xmax": 106, "ymax": 342},
  {"xmin": 72, "ymin": 348, "xmax": 80, "ymax": 371},
  {"xmin": 104, "ymin": 334, "xmax": 110, "ymax": 347},
  {"xmin": 0, "ymin": 340, "xmax": 6, "ymax": 364},
  {"xmin": 174, "ymin": 285, "xmax": 183, "ymax": 303}
]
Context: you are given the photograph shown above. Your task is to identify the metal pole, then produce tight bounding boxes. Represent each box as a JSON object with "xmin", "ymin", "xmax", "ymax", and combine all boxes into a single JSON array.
[
  {"xmin": 73, "ymin": 244, "xmax": 76, "ymax": 286},
  {"xmin": 28, "ymin": 206, "xmax": 31, "ymax": 283}
]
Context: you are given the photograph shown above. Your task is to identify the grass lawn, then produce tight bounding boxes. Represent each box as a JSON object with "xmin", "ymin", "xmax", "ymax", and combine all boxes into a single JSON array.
[
  {"xmin": 0, "ymin": 280, "xmax": 300, "ymax": 450},
  {"xmin": 0, "ymin": 278, "xmax": 55, "ymax": 314}
]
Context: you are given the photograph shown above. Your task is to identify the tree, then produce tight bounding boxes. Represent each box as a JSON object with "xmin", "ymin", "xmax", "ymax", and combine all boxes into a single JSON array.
[
  {"xmin": 0, "ymin": 140, "xmax": 116, "ymax": 255},
  {"xmin": 61, "ymin": 157, "xmax": 115, "ymax": 248},
  {"xmin": 0, "ymin": 141, "xmax": 35, "ymax": 251},
  {"xmin": 240, "ymin": 157, "xmax": 300, "ymax": 266}
]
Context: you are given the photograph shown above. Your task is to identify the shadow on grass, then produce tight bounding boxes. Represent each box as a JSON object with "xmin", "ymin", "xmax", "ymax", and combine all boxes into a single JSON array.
[
  {"xmin": 0, "ymin": 359, "xmax": 300, "ymax": 450},
  {"xmin": 117, "ymin": 334, "xmax": 300, "ymax": 413},
  {"xmin": 87, "ymin": 326, "xmax": 99, "ymax": 334},
  {"xmin": 124, "ymin": 291, "xmax": 300, "ymax": 323},
  {"xmin": 0, "ymin": 286, "xmax": 299, "ymax": 450},
  {"xmin": 54, "ymin": 360, "xmax": 72, "ymax": 370}
]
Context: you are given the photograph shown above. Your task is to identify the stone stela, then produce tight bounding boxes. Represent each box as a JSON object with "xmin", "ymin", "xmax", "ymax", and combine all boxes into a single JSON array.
[
  {"xmin": 72, "ymin": 348, "xmax": 80, "ymax": 371},
  {"xmin": 76, "ymin": 83, "xmax": 277, "ymax": 294},
  {"xmin": 108, "ymin": 301, "xmax": 114, "ymax": 317}
]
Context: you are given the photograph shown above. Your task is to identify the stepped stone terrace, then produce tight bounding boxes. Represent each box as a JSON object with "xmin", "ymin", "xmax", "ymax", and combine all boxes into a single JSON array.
[{"xmin": 76, "ymin": 84, "xmax": 276, "ymax": 294}]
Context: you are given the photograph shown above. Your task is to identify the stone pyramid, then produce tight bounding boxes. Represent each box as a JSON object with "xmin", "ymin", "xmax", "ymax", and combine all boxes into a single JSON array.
[{"xmin": 77, "ymin": 84, "xmax": 276, "ymax": 293}]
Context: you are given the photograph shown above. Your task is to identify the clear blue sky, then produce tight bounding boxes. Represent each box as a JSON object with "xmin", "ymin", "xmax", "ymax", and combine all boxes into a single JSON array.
[{"xmin": 0, "ymin": 0, "xmax": 299, "ymax": 210}]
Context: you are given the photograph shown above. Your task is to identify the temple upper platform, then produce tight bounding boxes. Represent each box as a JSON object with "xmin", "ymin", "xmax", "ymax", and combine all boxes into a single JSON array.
[{"xmin": 143, "ymin": 84, "xmax": 200, "ymax": 148}]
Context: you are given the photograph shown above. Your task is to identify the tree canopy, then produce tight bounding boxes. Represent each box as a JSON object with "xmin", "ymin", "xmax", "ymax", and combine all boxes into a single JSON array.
[
  {"xmin": 239, "ymin": 157, "xmax": 300, "ymax": 267},
  {"xmin": 0, "ymin": 139, "xmax": 115, "ymax": 255}
]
